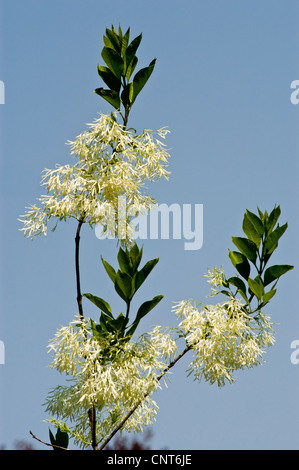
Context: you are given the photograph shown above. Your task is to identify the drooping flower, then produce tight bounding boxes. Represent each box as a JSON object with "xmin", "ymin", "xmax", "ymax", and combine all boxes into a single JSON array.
[
  {"xmin": 20, "ymin": 113, "xmax": 170, "ymax": 246},
  {"xmin": 202, "ymin": 266, "xmax": 226, "ymax": 296},
  {"xmin": 173, "ymin": 296, "xmax": 275, "ymax": 387},
  {"xmin": 45, "ymin": 315, "xmax": 177, "ymax": 448}
]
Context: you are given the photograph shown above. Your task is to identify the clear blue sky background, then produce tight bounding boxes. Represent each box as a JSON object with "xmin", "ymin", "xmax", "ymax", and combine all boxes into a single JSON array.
[{"xmin": 0, "ymin": 0, "xmax": 298, "ymax": 450}]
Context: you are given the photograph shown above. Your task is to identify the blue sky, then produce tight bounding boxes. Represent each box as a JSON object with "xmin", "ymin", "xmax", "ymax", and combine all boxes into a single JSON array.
[{"xmin": 0, "ymin": 0, "xmax": 299, "ymax": 450}]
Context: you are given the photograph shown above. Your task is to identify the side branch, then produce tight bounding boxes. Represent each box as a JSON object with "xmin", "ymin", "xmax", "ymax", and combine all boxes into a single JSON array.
[{"xmin": 98, "ymin": 343, "xmax": 192, "ymax": 450}]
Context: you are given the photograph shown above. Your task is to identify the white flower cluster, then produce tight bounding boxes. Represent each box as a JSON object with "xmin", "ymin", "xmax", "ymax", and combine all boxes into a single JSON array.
[
  {"xmin": 20, "ymin": 113, "xmax": 170, "ymax": 245},
  {"xmin": 45, "ymin": 316, "xmax": 177, "ymax": 448},
  {"xmin": 203, "ymin": 266, "xmax": 226, "ymax": 296},
  {"xmin": 174, "ymin": 296, "xmax": 275, "ymax": 387}
]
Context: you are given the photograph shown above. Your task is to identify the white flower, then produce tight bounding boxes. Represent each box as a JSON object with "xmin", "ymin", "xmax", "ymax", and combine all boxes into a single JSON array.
[
  {"xmin": 45, "ymin": 316, "xmax": 177, "ymax": 448},
  {"xmin": 202, "ymin": 266, "xmax": 226, "ymax": 296},
  {"xmin": 173, "ymin": 297, "xmax": 275, "ymax": 387},
  {"xmin": 20, "ymin": 113, "xmax": 170, "ymax": 246}
]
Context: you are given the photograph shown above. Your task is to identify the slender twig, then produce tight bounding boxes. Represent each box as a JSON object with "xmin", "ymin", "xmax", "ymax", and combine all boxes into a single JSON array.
[
  {"xmin": 29, "ymin": 430, "xmax": 69, "ymax": 450},
  {"xmin": 98, "ymin": 343, "xmax": 192, "ymax": 450}
]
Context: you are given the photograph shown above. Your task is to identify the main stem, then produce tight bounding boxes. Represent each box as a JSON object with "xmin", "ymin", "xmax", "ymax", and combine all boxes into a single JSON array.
[
  {"xmin": 75, "ymin": 219, "xmax": 84, "ymax": 320},
  {"xmin": 75, "ymin": 218, "xmax": 98, "ymax": 450},
  {"xmin": 98, "ymin": 343, "xmax": 192, "ymax": 450}
]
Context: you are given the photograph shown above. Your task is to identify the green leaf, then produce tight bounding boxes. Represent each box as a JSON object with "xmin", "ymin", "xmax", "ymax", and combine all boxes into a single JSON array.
[
  {"xmin": 262, "ymin": 288, "xmax": 277, "ymax": 304},
  {"xmin": 131, "ymin": 59, "xmax": 156, "ymax": 104},
  {"xmin": 90, "ymin": 318, "xmax": 104, "ymax": 339},
  {"xmin": 104, "ymin": 27, "xmax": 121, "ymax": 53},
  {"xmin": 125, "ymin": 33, "xmax": 142, "ymax": 78},
  {"xmin": 121, "ymin": 27, "xmax": 130, "ymax": 60},
  {"xmin": 264, "ymin": 223, "xmax": 288, "ymax": 255},
  {"xmin": 264, "ymin": 264, "xmax": 294, "ymax": 286},
  {"xmin": 128, "ymin": 243, "xmax": 143, "ymax": 272},
  {"xmin": 114, "ymin": 270, "xmax": 133, "ymax": 301},
  {"xmin": 266, "ymin": 205, "xmax": 281, "ymax": 234},
  {"xmin": 101, "ymin": 257, "xmax": 116, "ymax": 283},
  {"xmin": 101, "ymin": 47, "xmax": 124, "ymax": 79},
  {"xmin": 228, "ymin": 250, "xmax": 251, "ymax": 280},
  {"xmin": 83, "ymin": 293, "xmax": 113, "ymax": 318},
  {"xmin": 126, "ymin": 55, "xmax": 138, "ymax": 81},
  {"xmin": 227, "ymin": 276, "xmax": 247, "ymax": 297},
  {"xmin": 102, "ymin": 312, "xmax": 127, "ymax": 336},
  {"xmin": 121, "ymin": 82, "xmax": 134, "ymax": 108},
  {"xmin": 117, "ymin": 246, "xmax": 131, "ymax": 275},
  {"xmin": 242, "ymin": 210, "xmax": 264, "ymax": 247},
  {"xmin": 220, "ymin": 289, "xmax": 233, "ymax": 297},
  {"xmin": 94, "ymin": 88, "xmax": 121, "ymax": 110},
  {"xmin": 113, "ymin": 312, "xmax": 128, "ymax": 334},
  {"xmin": 49, "ymin": 428, "xmax": 68, "ymax": 451},
  {"xmin": 248, "ymin": 276, "xmax": 264, "ymax": 300},
  {"xmin": 97, "ymin": 65, "xmax": 121, "ymax": 93},
  {"xmin": 134, "ymin": 258, "xmax": 159, "ymax": 293},
  {"xmin": 232, "ymin": 236, "xmax": 257, "ymax": 263},
  {"xmin": 127, "ymin": 295, "xmax": 164, "ymax": 336}
]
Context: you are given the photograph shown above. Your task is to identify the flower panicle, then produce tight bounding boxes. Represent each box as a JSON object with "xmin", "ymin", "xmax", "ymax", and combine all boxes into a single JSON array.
[
  {"xmin": 19, "ymin": 112, "xmax": 171, "ymax": 245},
  {"xmin": 45, "ymin": 315, "xmax": 177, "ymax": 447},
  {"xmin": 172, "ymin": 293, "xmax": 275, "ymax": 387}
]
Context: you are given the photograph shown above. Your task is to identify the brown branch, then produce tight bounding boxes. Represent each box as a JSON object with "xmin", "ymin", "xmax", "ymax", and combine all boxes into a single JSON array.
[
  {"xmin": 29, "ymin": 430, "xmax": 69, "ymax": 450},
  {"xmin": 98, "ymin": 343, "xmax": 192, "ymax": 450}
]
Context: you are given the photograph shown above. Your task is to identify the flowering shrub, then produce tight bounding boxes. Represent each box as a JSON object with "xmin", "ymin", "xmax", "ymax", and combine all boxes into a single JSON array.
[{"xmin": 20, "ymin": 25, "xmax": 293, "ymax": 450}]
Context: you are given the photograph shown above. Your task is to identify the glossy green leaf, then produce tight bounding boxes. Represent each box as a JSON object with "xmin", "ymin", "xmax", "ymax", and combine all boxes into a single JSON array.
[
  {"xmin": 97, "ymin": 65, "xmax": 121, "ymax": 93},
  {"xmin": 242, "ymin": 210, "xmax": 264, "ymax": 247},
  {"xmin": 264, "ymin": 223, "xmax": 288, "ymax": 255},
  {"xmin": 134, "ymin": 257, "xmax": 159, "ymax": 292},
  {"xmin": 121, "ymin": 82, "xmax": 134, "ymax": 108},
  {"xmin": 248, "ymin": 276, "xmax": 264, "ymax": 300},
  {"xmin": 107, "ymin": 312, "xmax": 128, "ymax": 335},
  {"xmin": 117, "ymin": 246, "xmax": 131, "ymax": 274},
  {"xmin": 49, "ymin": 428, "xmax": 69, "ymax": 451},
  {"xmin": 126, "ymin": 55, "xmax": 138, "ymax": 81},
  {"xmin": 127, "ymin": 295, "xmax": 164, "ymax": 336},
  {"xmin": 128, "ymin": 243, "xmax": 143, "ymax": 272},
  {"xmin": 104, "ymin": 28, "xmax": 121, "ymax": 53},
  {"xmin": 228, "ymin": 250, "xmax": 250, "ymax": 280},
  {"xmin": 131, "ymin": 59, "xmax": 156, "ymax": 104},
  {"xmin": 94, "ymin": 88, "xmax": 121, "ymax": 110},
  {"xmin": 101, "ymin": 257, "xmax": 116, "ymax": 283},
  {"xmin": 264, "ymin": 264, "xmax": 294, "ymax": 286},
  {"xmin": 83, "ymin": 293, "xmax": 113, "ymax": 318},
  {"xmin": 121, "ymin": 27, "xmax": 130, "ymax": 59},
  {"xmin": 262, "ymin": 288, "xmax": 277, "ymax": 304},
  {"xmin": 101, "ymin": 47, "xmax": 124, "ymax": 79},
  {"xmin": 125, "ymin": 34, "xmax": 142, "ymax": 78},
  {"xmin": 266, "ymin": 205, "xmax": 281, "ymax": 234},
  {"xmin": 227, "ymin": 276, "xmax": 247, "ymax": 297},
  {"xmin": 114, "ymin": 270, "xmax": 133, "ymax": 301},
  {"xmin": 232, "ymin": 236, "xmax": 257, "ymax": 263}
]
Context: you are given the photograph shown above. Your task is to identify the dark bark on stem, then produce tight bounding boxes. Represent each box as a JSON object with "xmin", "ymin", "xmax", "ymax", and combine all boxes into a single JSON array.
[
  {"xmin": 75, "ymin": 218, "xmax": 98, "ymax": 449},
  {"xmin": 88, "ymin": 405, "xmax": 98, "ymax": 450},
  {"xmin": 75, "ymin": 219, "xmax": 84, "ymax": 320}
]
